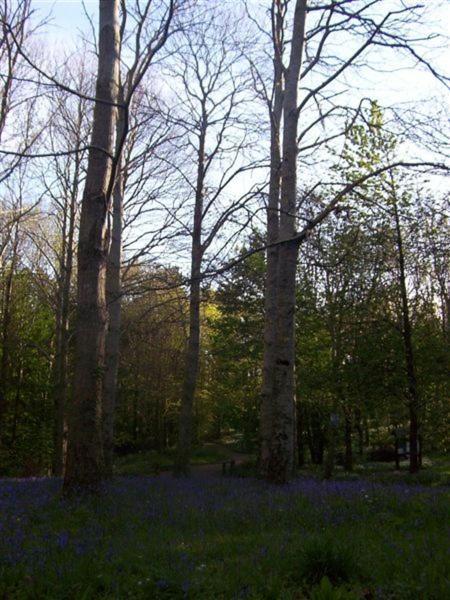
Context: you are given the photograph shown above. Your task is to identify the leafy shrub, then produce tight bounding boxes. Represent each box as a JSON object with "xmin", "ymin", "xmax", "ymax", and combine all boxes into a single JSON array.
[
  {"xmin": 309, "ymin": 577, "xmax": 359, "ymax": 600},
  {"xmin": 296, "ymin": 536, "xmax": 358, "ymax": 586}
]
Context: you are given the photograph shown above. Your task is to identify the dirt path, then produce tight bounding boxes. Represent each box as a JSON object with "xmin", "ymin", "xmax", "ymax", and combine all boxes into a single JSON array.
[
  {"xmin": 160, "ymin": 443, "xmax": 253, "ymax": 478},
  {"xmin": 191, "ymin": 452, "xmax": 251, "ymax": 475}
]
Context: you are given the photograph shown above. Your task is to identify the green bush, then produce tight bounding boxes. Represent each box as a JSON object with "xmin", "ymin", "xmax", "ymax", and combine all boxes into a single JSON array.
[
  {"xmin": 296, "ymin": 536, "xmax": 359, "ymax": 586},
  {"xmin": 309, "ymin": 577, "xmax": 359, "ymax": 600}
]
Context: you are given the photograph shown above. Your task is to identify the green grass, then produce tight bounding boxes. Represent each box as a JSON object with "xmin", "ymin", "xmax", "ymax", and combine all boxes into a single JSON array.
[
  {"xmin": 2, "ymin": 450, "xmax": 449, "ymax": 598},
  {"xmin": 341, "ymin": 457, "xmax": 450, "ymax": 487},
  {"xmin": 233, "ymin": 455, "xmax": 450, "ymax": 488},
  {"xmin": 1, "ymin": 471, "xmax": 449, "ymax": 599}
]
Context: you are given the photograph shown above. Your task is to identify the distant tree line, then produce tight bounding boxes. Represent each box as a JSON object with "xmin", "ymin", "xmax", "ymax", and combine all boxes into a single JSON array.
[{"xmin": 0, "ymin": 0, "xmax": 448, "ymax": 489}]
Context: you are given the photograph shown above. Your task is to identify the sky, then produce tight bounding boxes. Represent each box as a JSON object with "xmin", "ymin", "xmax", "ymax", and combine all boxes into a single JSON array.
[
  {"xmin": 18, "ymin": 1, "xmax": 450, "ymax": 268},
  {"xmin": 30, "ymin": 1, "xmax": 449, "ymax": 157},
  {"xmin": 29, "ymin": 1, "xmax": 449, "ymax": 111}
]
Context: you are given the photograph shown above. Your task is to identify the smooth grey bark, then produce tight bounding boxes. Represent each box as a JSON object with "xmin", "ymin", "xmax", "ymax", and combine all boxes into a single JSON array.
[
  {"xmin": 266, "ymin": 0, "xmax": 307, "ymax": 484},
  {"xmin": 102, "ymin": 169, "xmax": 123, "ymax": 478},
  {"xmin": 259, "ymin": 0, "xmax": 284, "ymax": 478},
  {"xmin": 102, "ymin": 177, "xmax": 123, "ymax": 477},
  {"xmin": 175, "ymin": 119, "xmax": 205, "ymax": 475},
  {"xmin": 102, "ymin": 176, "xmax": 123, "ymax": 477},
  {"xmin": 102, "ymin": 84, "xmax": 125, "ymax": 479},
  {"xmin": 64, "ymin": 0, "xmax": 120, "ymax": 493}
]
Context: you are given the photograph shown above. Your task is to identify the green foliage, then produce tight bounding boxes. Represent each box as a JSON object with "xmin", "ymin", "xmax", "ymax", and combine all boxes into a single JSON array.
[
  {"xmin": 205, "ymin": 232, "xmax": 265, "ymax": 450},
  {"xmin": 294, "ymin": 536, "xmax": 359, "ymax": 586},
  {"xmin": 0, "ymin": 269, "xmax": 55, "ymax": 476},
  {"xmin": 114, "ymin": 267, "xmax": 186, "ymax": 454},
  {"xmin": 338, "ymin": 99, "xmax": 396, "ymax": 190},
  {"xmin": 309, "ymin": 577, "xmax": 359, "ymax": 600}
]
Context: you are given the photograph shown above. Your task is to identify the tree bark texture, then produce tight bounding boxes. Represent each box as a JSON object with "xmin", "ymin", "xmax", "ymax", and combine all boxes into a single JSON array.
[
  {"xmin": 344, "ymin": 411, "xmax": 353, "ymax": 472},
  {"xmin": 64, "ymin": 0, "xmax": 120, "ymax": 493},
  {"xmin": 102, "ymin": 85, "xmax": 125, "ymax": 479},
  {"xmin": 323, "ymin": 412, "xmax": 337, "ymax": 480},
  {"xmin": 52, "ymin": 155, "xmax": 78, "ymax": 476},
  {"xmin": 259, "ymin": 0, "xmax": 284, "ymax": 477},
  {"xmin": 102, "ymin": 169, "xmax": 123, "ymax": 478},
  {"xmin": 266, "ymin": 0, "xmax": 307, "ymax": 484},
  {"xmin": 175, "ymin": 120, "xmax": 205, "ymax": 475},
  {"xmin": 393, "ymin": 199, "xmax": 420, "ymax": 474}
]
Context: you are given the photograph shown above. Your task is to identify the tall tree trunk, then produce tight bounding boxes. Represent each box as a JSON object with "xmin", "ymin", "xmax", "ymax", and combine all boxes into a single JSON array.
[
  {"xmin": 267, "ymin": 0, "xmax": 307, "ymax": 484},
  {"xmin": 445, "ymin": 281, "xmax": 450, "ymax": 343},
  {"xmin": 64, "ymin": 0, "xmax": 120, "ymax": 493},
  {"xmin": 324, "ymin": 353, "xmax": 342, "ymax": 483},
  {"xmin": 324, "ymin": 341, "xmax": 341, "ymax": 480},
  {"xmin": 308, "ymin": 411, "xmax": 325, "ymax": 464},
  {"xmin": 394, "ymin": 428, "xmax": 400, "ymax": 470},
  {"xmin": 52, "ymin": 167, "xmax": 77, "ymax": 476},
  {"xmin": 296, "ymin": 399, "xmax": 305, "ymax": 467},
  {"xmin": 102, "ymin": 85, "xmax": 125, "ymax": 479},
  {"xmin": 259, "ymin": 0, "xmax": 284, "ymax": 477},
  {"xmin": 102, "ymin": 170, "xmax": 123, "ymax": 477},
  {"xmin": 393, "ymin": 199, "xmax": 420, "ymax": 474},
  {"xmin": 175, "ymin": 256, "xmax": 202, "ymax": 474},
  {"xmin": 323, "ymin": 410, "xmax": 337, "ymax": 480},
  {"xmin": 344, "ymin": 411, "xmax": 353, "ymax": 472},
  {"xmin": 52, "ymin": 271, "xmax": 64, "ymax": 474},
  {"xmin": 355, "ymin": 408, "xmax": 364, "ymax": 456},
  {"xmin": 175, "ymin": 120, "xmax": 205, "ymax": 475},
  {"xmin": 364, "ymin": 417, "xmax": 370, "ymax": 447}
]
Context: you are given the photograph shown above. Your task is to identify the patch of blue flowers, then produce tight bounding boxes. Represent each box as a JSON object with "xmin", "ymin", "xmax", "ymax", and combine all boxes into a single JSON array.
[{"xmin": 0, "ymin": 474, "xmax": 448, "ymax": 598}]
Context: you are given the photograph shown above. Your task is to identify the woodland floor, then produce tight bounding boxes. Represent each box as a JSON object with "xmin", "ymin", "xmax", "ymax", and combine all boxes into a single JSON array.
[{"xmin": 1, "ymin": 450, "xmax": 449, "ymax": 599}]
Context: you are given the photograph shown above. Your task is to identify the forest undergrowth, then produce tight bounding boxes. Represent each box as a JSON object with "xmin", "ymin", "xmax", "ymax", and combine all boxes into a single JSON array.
[{"xmin": 1, "ymin": 468, "xmax": 449, "ymax": 599}]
